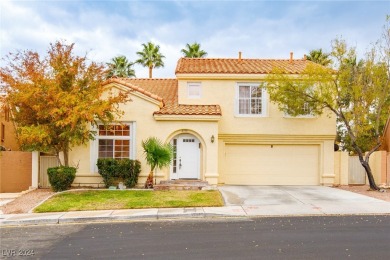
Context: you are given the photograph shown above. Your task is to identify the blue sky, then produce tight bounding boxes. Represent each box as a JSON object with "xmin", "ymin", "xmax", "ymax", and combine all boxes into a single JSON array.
[{"xmin": 1, "ymin": 0, "xmax": 389, "ymax": 78}]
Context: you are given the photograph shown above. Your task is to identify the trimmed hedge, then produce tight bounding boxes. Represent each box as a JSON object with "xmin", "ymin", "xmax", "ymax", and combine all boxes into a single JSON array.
[
  {"xmin": 97, "ymin": 158, "xmax": 141, "ymax": 188},
  {"xmin": 47, "ymin": 166, "xmax": 77, "ymax": 192}
]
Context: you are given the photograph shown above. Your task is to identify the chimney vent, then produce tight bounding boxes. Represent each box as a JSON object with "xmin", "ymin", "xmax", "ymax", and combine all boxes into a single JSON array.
[
  {"xmin": 289, "ymin": 52, "xmax": 293, "ymax": 63},
  {"xmin": 303, "ymin": 54, "xmax": 307, "ymax": 60},
  {"xmin": 238, "ymin": 51, "xmax": 242, "ymax": 61}
]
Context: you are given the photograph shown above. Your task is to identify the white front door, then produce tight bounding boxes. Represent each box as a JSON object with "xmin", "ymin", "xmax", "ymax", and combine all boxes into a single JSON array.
[{"xmin": 171, "ymin": 134, "xmax": 200, "ymax": 179}]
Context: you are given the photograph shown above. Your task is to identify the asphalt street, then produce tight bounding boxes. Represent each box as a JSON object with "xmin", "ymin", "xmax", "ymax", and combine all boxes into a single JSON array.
[{"xmin": 1, "ymin": 215, "xmax": 390, "ymax": 259}]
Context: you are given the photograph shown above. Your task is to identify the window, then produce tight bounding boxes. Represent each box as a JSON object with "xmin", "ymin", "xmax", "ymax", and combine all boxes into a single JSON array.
[
  {"xmin": 187, "ymin": 82, "xmax": 201, "ymax": 99},
  {"xmin": 97, "ymin": 124, "xmax": 132, "ymax": 160},
  {"xmin": 1, "ymin": 123, "xmax": 4, "ymax": 142},
  {"xmin": 284, "ymin": 102, "xmax": 315, "ymax": 118},
  {"xmin": 4, "ymin": 106, "xmax": 10, "ymax": 122},
  {"xmin": 284, "ymin": 84, "xmax": 316, "ymax": 118},
  {"xmin": 236, "ymin": 83, "xmax": 267, "ymax": 116},
  {"xmin": 172, "ymin": 139, "xmax": 177, "ymax": 174}
]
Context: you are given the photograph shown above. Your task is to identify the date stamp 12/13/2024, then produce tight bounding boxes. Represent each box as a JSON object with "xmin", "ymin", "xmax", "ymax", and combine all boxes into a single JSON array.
[{"xmin": 1, "ymin": 249, "xmax": 35, "ymax": 257}]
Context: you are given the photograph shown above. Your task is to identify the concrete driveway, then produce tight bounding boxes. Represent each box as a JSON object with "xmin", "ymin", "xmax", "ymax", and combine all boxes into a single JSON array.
[{"xmin": 218, "ymin": 185, "xmax": 390, "ymax": 216}]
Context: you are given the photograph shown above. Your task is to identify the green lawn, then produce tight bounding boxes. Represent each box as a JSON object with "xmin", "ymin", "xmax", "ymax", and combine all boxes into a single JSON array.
[{"xmin": 33, "ymin": 190, "xmax": 224, "ymax": 213}]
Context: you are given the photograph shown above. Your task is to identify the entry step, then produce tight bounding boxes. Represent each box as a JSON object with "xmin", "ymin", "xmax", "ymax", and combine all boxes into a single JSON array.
[{"xmin": 154, "ymin": 180, "xmax": 210, "ymax": 191}]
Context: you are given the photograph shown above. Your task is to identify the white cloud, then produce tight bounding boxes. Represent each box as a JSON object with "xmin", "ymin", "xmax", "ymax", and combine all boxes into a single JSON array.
[{"xmin": 1, "ymin": 0, "xmax": 388, "ymax": 78}]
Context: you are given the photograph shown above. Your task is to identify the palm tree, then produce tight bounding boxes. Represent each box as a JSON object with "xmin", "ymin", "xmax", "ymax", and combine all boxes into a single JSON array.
[
  {"xmin": 306, "ymin": 49, "xmax": 332, "ymax": 67},
  {"xmin": 136, "ymin": 42, "xmax": 165, "ymax": 78},
  {"xmin": 181, "ymin": 42, "xmax": 208, "ymax": 58},
  {"xmin": 142, "ymin": 137, "xmax": 173, "ymax": 188},
  {"xmin": 106, "ymin": 55, "xmax": 135, "ymax": 78}
]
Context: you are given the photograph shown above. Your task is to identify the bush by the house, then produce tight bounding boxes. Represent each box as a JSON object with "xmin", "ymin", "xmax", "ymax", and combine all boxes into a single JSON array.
[
  {"xmin": 47, "ymin": 166, "xmax": 77, "ymax": 192},
  {"xmin": 97, "ymin": 158, "xmax": 141, "ymax": 188}
]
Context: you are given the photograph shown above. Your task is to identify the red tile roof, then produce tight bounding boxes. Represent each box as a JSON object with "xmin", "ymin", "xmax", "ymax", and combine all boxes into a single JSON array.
[
  {"xmin": 175, "ymin": 58, "xmax": 317, "ymax": 74},
  {"xmin": 104, "ymin": 78, "xmax": 221, "ymax": 116}
]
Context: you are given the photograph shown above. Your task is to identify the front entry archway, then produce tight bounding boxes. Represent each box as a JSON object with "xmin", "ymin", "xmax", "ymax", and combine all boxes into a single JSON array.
[{"xmin": 171, "ymin": 134, "xmax": 200, "ymax": 180}]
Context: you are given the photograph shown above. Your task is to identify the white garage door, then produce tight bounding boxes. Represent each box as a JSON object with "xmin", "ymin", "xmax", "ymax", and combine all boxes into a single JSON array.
[{"xmin": 224, "ymin": 144, "xmax": 319, "ymax": 185}]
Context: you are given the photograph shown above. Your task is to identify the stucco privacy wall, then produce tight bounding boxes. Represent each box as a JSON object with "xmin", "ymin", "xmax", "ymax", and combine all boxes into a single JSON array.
[
  {"xmin": 334, "ymin": 151, "xmax": 388, "ymax": 186},
  {"xmin": 369, "ymin": 151, "xmax": 388, "ymax": 185},
  {"xmin": 334, "ymin": 151, "xmax": 349, "ymax": 185},
  {"xmin": 0, "ymin": 151, "xmax": 32, "ymax": 192},
  {"xmin": 69, "ymin": 85, "xmax": 219, "ymax": 186}
]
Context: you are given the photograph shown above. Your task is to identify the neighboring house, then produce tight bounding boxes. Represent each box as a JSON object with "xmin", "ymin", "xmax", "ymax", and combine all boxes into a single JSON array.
[
  {"xmin": 69, "ymin": 54, "xmax": 336, "ymax": 186},
  {"xmin": 383, "ymin": 116, "xmax": 390, "ymax": 152},
  {"xmin": 0, "ymin": 94, "xmax": 32, "ymax": 193},
  {"xmin": 0, "ymin": 94, "xmax": 19, "ymax": 151},
  {"xmin": 383, "ymin": 117, "xmax": 390, "ymax": 184}
]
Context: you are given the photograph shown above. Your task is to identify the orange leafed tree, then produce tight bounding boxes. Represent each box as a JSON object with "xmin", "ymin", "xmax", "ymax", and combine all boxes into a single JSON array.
[{"xmin": 0, "ymin": 41, "xmax": 128, "ymax": 166}]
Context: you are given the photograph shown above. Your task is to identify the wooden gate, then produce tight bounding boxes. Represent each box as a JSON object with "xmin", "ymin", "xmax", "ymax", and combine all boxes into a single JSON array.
[
  {"xmin": 348, "ymin": 156, "xmax": 366, "ymax": 185},
  {"xmin": 39, "ymin": 156, "xmax": 58, "ymax": 188}
]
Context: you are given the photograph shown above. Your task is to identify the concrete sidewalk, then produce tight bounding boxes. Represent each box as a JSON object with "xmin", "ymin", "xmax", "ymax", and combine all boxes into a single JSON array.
[
  {"xmin": 1, "ymin": 186, "xmax": 390, "ymax": 226},
  {"xmin": 1, "ymin": 202, "xmax": 390, "ymax": 226}
]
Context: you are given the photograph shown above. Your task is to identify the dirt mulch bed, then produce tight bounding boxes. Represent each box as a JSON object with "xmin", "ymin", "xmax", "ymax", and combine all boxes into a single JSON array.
[
  {"xmin": 336, "ymin": 185, "xmax": 390, "ymax": 202},
  {"xmin": 0, "ymin": 189, "xmax": 55, "ymax": 214}
]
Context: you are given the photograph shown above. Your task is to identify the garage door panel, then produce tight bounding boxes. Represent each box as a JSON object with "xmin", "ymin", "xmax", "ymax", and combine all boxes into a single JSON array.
[{"xmin": 224, "ymin": 145, "xmax": 319, "ymax": 185}]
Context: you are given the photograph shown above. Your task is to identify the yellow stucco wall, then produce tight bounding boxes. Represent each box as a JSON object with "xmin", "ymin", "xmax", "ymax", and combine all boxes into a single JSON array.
[
  {"xmin": 69, "ymin": 87, "xmax": 220, "ymax": 186},
  {"xmin": 178, "ymin": 79, "xmax": 336, "ymax": 135},
  {"xmin": 178, "ymin": 77, "xmax": 336, "ymax": 185},
  {"xmin": 369, "ymin": 151, "xmax": 387, "ymax": 185},
  {"xmin": 70, "ymin": 76, "xmax": 337, "ymax": 187}
]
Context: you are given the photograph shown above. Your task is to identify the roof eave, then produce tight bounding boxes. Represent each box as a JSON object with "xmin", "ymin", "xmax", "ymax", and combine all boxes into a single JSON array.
[{"xmin": 153, "ymin": 114, "xmax": 221, "ymax": 121}]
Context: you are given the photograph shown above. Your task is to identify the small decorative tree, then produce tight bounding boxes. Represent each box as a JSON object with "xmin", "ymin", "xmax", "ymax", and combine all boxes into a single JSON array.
[{"xmin": 142, "ymin": 137, "xmax": 173, "ymax": 189}]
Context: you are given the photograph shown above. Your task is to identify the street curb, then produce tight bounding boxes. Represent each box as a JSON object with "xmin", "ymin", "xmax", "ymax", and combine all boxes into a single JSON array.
[{"xmin": 1, "ymin": 212, "xmax": 390, "ymax": 227}]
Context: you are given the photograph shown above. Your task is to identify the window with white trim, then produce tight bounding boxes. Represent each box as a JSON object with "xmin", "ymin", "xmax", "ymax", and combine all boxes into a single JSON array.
[
  {"xmin": 97, "ymin": 123, "xmax": 133, "ymax": 160},
  {"xmin": 284, "ymin": 84, "xmax": 316, "ymax": 118},
  {"xmin": 236, "ymin": 83, "xmax": 267, "ymax": 116},
  {"xmin": 187, "ymin": 82, "xmax": 201, "ymax": 99}
]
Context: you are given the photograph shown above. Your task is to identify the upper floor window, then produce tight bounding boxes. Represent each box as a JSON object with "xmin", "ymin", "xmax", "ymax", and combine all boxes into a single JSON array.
[
  {"xmin": 187, "ymin": 82, "xmax": 201, "ymax": 99},
  {"xmin": 236, "ymin": 83, "xmax": 267, "ymax": 116},
  {"xmin": 4, "ymin": 106, "xmax": 10, "ymax": 122},
  {"xmin": 284, "ymin": 84, "xmax": 316, "ymax": 118}
]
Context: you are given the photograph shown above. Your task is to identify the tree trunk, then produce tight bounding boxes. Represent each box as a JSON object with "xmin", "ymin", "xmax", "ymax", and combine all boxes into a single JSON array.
[
  {"xmin": 149, "ymin": 66, "xmax": 153, "ymax": 78},
  {"xmin": 144, "ymin": 171, "xmax": 154, "ymax": 189},
  {"xmin": 359, "ymin": 157, "xmax": 380, "ymax": 191},
  {"xmin": 63, "ymin": 149, "xmax": 69, "ymax": 167}
]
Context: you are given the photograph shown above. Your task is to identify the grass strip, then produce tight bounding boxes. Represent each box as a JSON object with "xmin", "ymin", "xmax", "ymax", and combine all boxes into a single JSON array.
[{"xmin": 33, "ymin": 190, "xmax": 224, "ymax": 213}]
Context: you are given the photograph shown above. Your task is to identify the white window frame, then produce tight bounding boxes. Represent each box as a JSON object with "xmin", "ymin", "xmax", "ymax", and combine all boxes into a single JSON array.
[
  {"xmin": 283, "ymin": 84, "xmax": 316, "ymax": 118},
  {"xmin": 235, "ymin": 82, "xmax": 268, "ymax": 117},
  {"xmin": 187, "ymin": 82, "xmax": 202, "ymax": 99},
  {"xmin": 283, "ymin": 104, "xmax": 316, "ymax": 118},
  {"xmin": 90, "ymin": 122, "xmax": 136, "ymax": 173}
]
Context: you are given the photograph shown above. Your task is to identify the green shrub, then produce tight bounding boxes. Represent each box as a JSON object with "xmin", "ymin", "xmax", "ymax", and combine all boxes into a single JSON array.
[
  {"xmin": 119, "ymin": 159, "xmax": 141, "ymax": 188},
  {"xmin": 97, "ymin": 158, "xmax": 141, "ymax": 188},
  {"xmin": 47, "ymin": 166, "xmax": 77, "ymax": 192},
  {"xmin": 96, "ymin": 158, "xmax": 118, "ymax": 187}
]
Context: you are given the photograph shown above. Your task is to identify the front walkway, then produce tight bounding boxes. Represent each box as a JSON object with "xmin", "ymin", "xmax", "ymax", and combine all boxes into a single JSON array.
[{"xmin": 0, "ymin": 193, "xmax": 21, "ymax": 207}]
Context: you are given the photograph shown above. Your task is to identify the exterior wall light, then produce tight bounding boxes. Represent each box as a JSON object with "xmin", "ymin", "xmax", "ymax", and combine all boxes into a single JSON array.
[{"xmin": 211, "ymin": 135, "xmax": 215, "ymax": 143}]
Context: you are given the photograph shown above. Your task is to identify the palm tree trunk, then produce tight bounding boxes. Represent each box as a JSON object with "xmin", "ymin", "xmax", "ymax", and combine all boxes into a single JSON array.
[
  {"xmin": 144, "ymin": 171, "xmax": 154, "ymax": 189},
  {"xmin": 149, "ymin": 66, "xmax": 153, "ymax": 78}
]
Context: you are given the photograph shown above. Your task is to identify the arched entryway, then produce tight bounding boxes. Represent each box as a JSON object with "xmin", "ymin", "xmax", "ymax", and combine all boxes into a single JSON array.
[{"xmin": 170, "ymin": 134, "xmax": 201, "ymax": 180}]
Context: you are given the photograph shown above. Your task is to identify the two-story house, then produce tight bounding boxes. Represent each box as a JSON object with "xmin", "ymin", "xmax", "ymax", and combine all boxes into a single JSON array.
[{"xmin": 69, "ymin": 55, "xmax": 337, "ymax": 187}]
